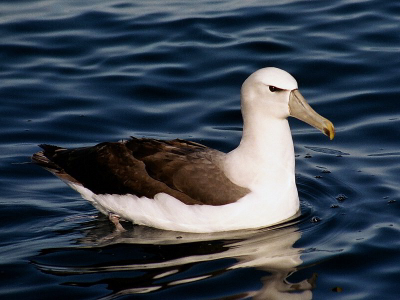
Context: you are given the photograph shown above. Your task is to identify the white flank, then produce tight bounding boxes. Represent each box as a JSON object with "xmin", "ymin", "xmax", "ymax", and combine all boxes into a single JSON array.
[{"xmin": 69, "ymin": 182, "xmax": 299, "ymax": 233}]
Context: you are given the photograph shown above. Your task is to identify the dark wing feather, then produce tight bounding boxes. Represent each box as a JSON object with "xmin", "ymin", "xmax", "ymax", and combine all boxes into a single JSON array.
[{"xmin": 32, "ymin": 138, "xmax": 250, "ymax": 206}]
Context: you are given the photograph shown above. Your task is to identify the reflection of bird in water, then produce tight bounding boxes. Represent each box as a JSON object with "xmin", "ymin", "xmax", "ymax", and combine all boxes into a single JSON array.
[
  {"xmin": 32, "ymin": 67, "xmax": 334, "ymax": 233},
  {"xmin": 33, "ymin": 216, "xmax": 316, "ymax": 299}
]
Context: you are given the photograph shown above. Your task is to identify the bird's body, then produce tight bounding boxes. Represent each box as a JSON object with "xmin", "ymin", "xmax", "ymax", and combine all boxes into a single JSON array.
[{"xmin": 32, "ymin": 67, "xmax": 334, "ymax": 233}]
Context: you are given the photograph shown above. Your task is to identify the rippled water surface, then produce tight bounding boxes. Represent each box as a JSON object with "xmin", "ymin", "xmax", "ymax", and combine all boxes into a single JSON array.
[{"xmin": 1, "ymin": 0, "xmax": 399, "ymax": 299}]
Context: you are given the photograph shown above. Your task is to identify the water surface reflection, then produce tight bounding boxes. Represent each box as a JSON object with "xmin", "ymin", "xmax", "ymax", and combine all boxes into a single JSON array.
[{"xmin": 33, "ymin": 217, "xmax": 315, "ymax": 299}]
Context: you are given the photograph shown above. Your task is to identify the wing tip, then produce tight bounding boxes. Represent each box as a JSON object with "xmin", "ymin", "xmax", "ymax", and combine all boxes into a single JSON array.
[
  {"xmin": 31, "ymin": 144, "xmax": 66, "ymax": 170},
  {"xmin": 32, "ymin": 146, "xmax": 81, "ymax": 185}
]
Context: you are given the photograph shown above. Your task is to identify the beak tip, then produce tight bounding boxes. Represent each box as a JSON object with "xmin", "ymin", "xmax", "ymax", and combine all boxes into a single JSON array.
[{"xmin": 324, "ymin": 123, "xmax": 335, "ymax": 140}]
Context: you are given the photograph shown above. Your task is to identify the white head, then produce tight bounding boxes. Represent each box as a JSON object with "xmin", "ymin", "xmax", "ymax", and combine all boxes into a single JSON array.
[
  {"xmin": 240, "ymin": 67, "xmax": 297, "ymax": 121},
  {"xmin": 246, "ymin": 67, "xmax": 298, "ymax": 90},
  {"xmin": 240, "ymin": 67, "xmax": 334, "ymax": 139}
]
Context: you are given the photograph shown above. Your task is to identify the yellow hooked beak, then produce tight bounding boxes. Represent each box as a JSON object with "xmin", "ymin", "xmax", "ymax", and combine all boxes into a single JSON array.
[{"xmin": 289, "ymin": 89, "xmax": 335, "ymax": 140}]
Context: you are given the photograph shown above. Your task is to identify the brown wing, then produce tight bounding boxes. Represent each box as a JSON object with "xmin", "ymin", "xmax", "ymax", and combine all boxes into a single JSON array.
[{"xmin": 32, "ymin": 138, "xmax": 250, "ymax": 206}]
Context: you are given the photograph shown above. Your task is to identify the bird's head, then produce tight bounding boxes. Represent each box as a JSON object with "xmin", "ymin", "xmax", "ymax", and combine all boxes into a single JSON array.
[{"xmin": 241, "ymin": 67, "xmax": 335, "ymax": 140}]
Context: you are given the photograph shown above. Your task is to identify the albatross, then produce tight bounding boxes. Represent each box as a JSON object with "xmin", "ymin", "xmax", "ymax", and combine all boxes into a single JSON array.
[{"xmin": 32, "ymin": 67, "xmax": 334, "ymax": 233}]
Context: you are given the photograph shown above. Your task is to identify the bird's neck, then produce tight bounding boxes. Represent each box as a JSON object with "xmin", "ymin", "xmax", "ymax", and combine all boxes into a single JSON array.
[{"xmin": 224, "ymin": 113, "xmax": 296, "ymax": 191}]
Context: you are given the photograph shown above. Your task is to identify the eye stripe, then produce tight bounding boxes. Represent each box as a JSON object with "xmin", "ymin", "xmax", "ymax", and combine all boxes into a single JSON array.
[{"xmin": 269, "ymin": 86, "xmax": 283, "ymax": 92}]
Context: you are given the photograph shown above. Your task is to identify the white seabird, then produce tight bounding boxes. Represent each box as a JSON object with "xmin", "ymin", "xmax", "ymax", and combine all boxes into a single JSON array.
[{"xmin": 32, "ymin": 67, "xmax": 335, "ymax": 233}]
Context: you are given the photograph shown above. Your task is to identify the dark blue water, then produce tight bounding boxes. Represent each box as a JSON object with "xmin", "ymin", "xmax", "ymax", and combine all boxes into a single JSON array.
[{"xmin": 1, "ymin": 0, "xmax": 399, "ymax": 299}]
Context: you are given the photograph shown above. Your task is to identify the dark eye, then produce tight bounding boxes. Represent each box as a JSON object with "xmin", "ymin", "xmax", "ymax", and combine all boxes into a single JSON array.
[{"xmin": 269, "ymin": 86, "xmax": 278, "ymax": 92}]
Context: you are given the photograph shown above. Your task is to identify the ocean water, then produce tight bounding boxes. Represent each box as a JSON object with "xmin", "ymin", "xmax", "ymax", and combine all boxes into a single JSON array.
[{"xmin": 1, "ymin": 0, "xmax": 399, "ymax": 299}]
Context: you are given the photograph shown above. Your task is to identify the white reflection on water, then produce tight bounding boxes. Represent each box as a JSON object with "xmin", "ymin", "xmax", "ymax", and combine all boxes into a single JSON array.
[{"xmin": 34, "ymin": 218, "xmax": 315, "ymax": 299}]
